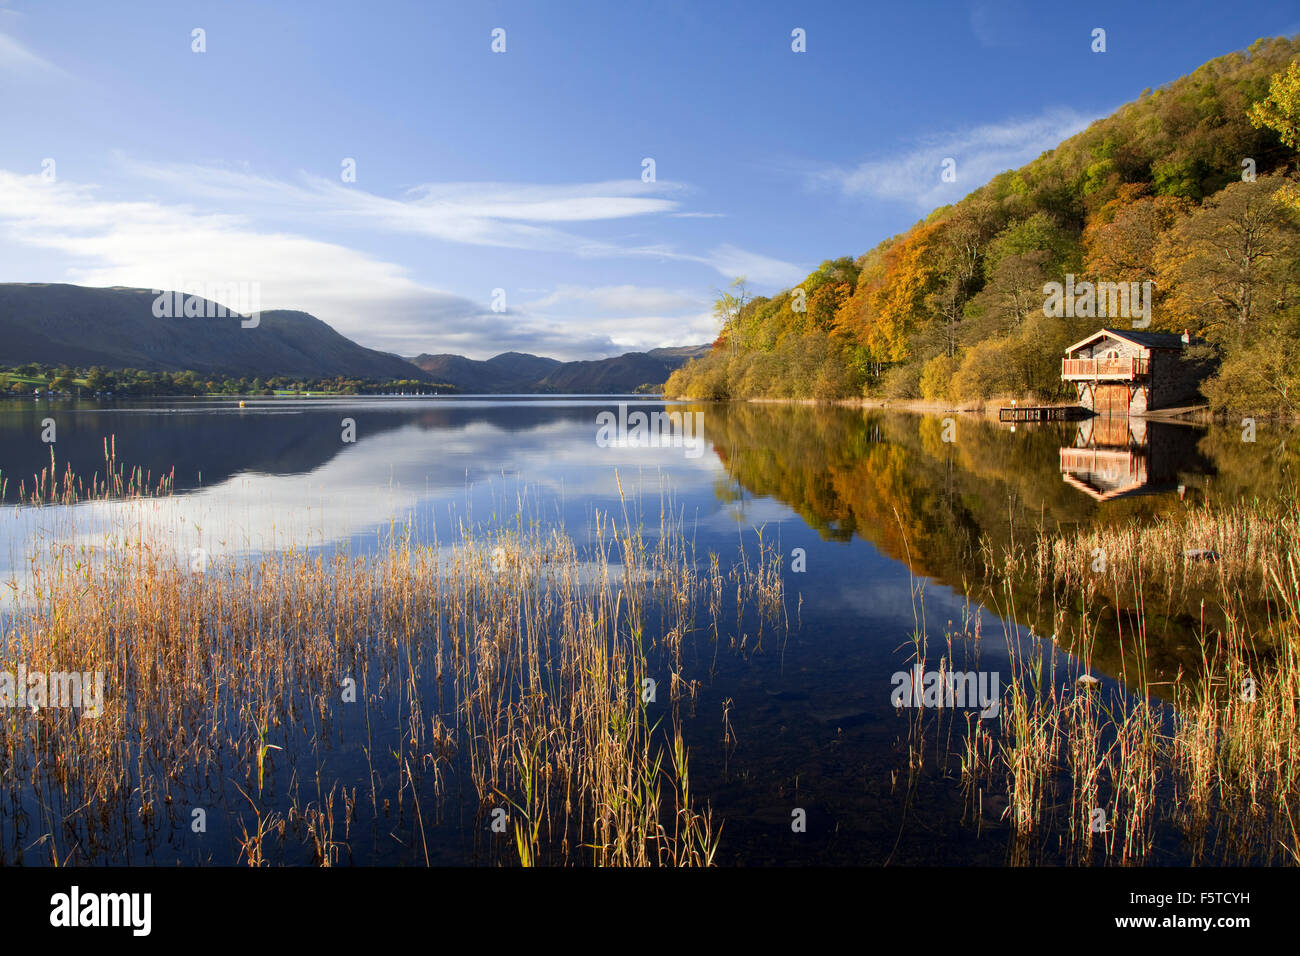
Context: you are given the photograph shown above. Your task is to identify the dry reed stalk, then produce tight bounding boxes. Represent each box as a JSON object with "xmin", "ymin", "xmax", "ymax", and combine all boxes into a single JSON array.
[
  {"xmin": 1, "ymin": 470, "xmax": 781, "ymax": 866},
  {"xmin": 926, "ymin": 499, "xmax": 1300, "ymax": 864}
]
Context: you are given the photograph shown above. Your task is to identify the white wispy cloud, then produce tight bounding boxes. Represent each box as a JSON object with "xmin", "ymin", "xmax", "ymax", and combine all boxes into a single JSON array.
[
  {"xmin": 117, "ymin": 157, "xmax": 803, "ymax": 282},
  {"xmin": 0, "ymin": 159, "xmax": 799, "ymax": 356},
  {"xmin": 526, "ymin": 284, "xmax": 702, "ymax": 314},
  {"xmin": 0, "ymin": 29, "xmax": 64, "ymax": 76},
  {"xmin": 520, "ymin": 284, "xmax": 715, "ymax": 354},
  {"xmin": 697, "ymin": 243, "xmax": 808, "ymax": 287},
  {"xmin": 512, "ymin": 310, "xmax": 715, "ymax": 355},
  {"xmin": 0, "ymin": 169, "xmax": 621, "ymax": 358},
  {"xmin": 812, "ymin": 107, "xmax": 1099, "ymax": 210},
  {"xmin": 118, "ymin": 157, "xmax": 687, "ymax": 253},
  {"xmin": 0, "ymin": 169, "xmax": 721, "ymax": 359}
]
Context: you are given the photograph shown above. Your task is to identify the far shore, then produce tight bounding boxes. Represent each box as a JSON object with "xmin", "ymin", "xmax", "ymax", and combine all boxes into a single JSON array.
[{"xmin": 668, "ymin": 394, "xmax": 1225, "ymax": 423}]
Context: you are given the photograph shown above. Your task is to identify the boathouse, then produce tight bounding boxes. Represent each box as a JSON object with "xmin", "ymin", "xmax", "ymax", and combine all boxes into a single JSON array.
[
  {"xmin": 1060, "ymin": 418, "xmax": 1150, "ymax": 501},
  {"xmin": 1059, "ymin": 417, "xmax": 1207, "ymax": 502},
  {"xmin": 1061, "ymin": 328, "xmax": 1203, "ymax": 415}
]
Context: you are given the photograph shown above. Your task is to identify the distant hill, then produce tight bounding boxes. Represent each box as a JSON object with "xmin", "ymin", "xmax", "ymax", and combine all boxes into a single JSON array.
[
  {"xmin": 409, "ymin": 345, "xmax": 709, "ymax": 393},
  {"xmin": 485, "ymin": 351, "xmax": 565, "ymax": 383},
  {"xmin": 407, "ymin": 352, "xmax": 562, "ymax": 392},
  {"xmin": 0, "ymin": 283, "xmax": 430, "ymax": 381},
  {"xmin": 0, "ymin": 282, "xmax": 710, "ymax": 392}
]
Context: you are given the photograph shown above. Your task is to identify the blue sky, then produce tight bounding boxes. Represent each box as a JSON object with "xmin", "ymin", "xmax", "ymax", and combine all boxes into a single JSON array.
[{"xmin": 1, "ymin": 0, "xmax": 1297, "ymax": 359}]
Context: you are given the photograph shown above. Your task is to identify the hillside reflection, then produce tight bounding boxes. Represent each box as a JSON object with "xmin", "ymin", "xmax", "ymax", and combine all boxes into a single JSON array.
[{"xmin": 698, "ymin": 402, "xmax": 1296, "ymax": 685}]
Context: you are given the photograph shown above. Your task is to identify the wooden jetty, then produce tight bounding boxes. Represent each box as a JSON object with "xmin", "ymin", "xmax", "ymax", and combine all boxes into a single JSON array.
[{"xmin": 999, "ymin": 405, "xmax": 1092, "ymax": 423}]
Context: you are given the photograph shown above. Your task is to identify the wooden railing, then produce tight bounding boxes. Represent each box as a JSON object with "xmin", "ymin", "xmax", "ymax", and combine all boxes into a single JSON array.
[
  {"xmin": 1060, "ymin": 447, "xmax": 1145, "ymax": 475},
  {"xmin": 1062, "ymin": 357, "xmax": 1149, "ymax": 379}
]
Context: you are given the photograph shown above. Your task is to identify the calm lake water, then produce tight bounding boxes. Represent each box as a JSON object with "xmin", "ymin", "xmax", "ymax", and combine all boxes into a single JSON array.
[{"xmin": 0, "ymin": 396, "xmax": 1294, "ymax": 865}]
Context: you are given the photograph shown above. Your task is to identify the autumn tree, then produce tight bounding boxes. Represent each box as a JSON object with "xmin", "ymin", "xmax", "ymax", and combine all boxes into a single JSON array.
[
  {"xmin": 965, "ymin": 250, "xmax": 1053, "ymax": 336},
  {"xmin": 1155, "ymin": 174, "xmax": 1300, "ymax": 339},
  {"xmin": 923, "ymin": 200, "xmax": 998, "ymax": 357},
  {"xmin": 1200, "ymin": 308, "xmax": 1300, "ymax": 415},
  {"xmin": 856, "ymin": 223, "xmax": 943, "ymax": 362},
  {"xmin": 807, "ymin": 280, "xmax": 851, "ymax": 333},
  {"xmin": 1248, "ymin": 59, "xmax": 1300, "ymax": 211},
  {"xmin": 966, "ymin": 212, "xmax": 1079, "ymax": 338},
  {"xmin": 1083, "ymin": 184, "xmax": 1190, "ymax": 284}
]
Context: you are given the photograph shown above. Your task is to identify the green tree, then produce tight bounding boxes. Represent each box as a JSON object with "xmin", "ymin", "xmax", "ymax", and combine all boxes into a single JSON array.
[
  {"xmin": 1249, "ymin": 59, "xmax": 1300, "ymax": 211},
  {"xmin": 713, "ymin": 277, "xmax": 751, "ymax": 353}
]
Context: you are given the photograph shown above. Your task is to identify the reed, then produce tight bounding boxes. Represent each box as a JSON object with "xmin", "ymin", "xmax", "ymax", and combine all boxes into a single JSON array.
[
  {"xmin": 918, "ymin": 498, "xmax": 1300, "ymax": 864},
  {"xmin": 1015, "ymin": 495, "xmax": 1300, "ymax": 605},
  {"xmin": 5, "ymin": 438, "xmax": 175, "ymax": 506},
  {"xmin": 0, "ymin": 472, "xmax": 784, "ymax": 866}
]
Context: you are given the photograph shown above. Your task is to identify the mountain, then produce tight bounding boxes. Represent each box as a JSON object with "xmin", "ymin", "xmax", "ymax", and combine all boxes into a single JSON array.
[
  {"xmin": 409, "ymin": 345, "xmax": 709, "ymax": 393},
  {"xmin": 404, "ymin": 352, "xmax": 560, "ymax": 392},
  {"xmin": 0, "ymin": 283, "xmax": 430, "ymax": 381},
  {"xmin": 485, "ymin": 351, "xmax": 565, "ymax": 382},
  {"xmin": 0, "ymin": 282, "xmax": 710, "ymax": 393}
]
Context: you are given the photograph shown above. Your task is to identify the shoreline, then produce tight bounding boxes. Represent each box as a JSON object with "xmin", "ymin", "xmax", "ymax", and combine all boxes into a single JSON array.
[{"xmin": 670, "ymin": 394, "xmax": 1224, "ymax": 423}]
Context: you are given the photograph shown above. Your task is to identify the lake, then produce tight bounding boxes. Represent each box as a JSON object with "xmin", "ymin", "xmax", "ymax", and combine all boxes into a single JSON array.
[{"xmin": 0, "ymin": 396, "xmax": 1294, "ymax": 865}]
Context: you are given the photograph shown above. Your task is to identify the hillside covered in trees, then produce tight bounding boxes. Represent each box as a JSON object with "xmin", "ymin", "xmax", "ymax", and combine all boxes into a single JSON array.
[{"xmin": 666, "ymin": 37, "xmax": 1300, "ymax": 415}]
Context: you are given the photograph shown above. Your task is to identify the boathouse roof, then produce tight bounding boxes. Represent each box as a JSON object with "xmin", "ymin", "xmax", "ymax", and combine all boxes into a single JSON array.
[{"xmin": 1064, "ymin": 328, "xmax": 1192, "ymax": 355}]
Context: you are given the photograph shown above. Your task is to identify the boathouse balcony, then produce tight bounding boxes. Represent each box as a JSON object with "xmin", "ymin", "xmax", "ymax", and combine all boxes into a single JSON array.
[{"xmin": 1061, "ymin": 356, "xmax": 1149, "ymax": 381}]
